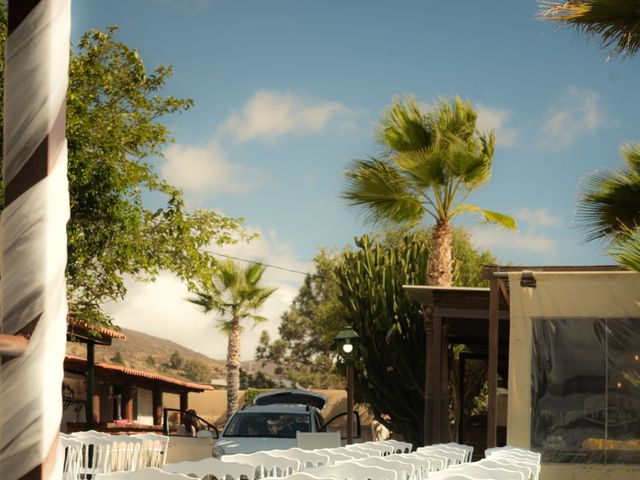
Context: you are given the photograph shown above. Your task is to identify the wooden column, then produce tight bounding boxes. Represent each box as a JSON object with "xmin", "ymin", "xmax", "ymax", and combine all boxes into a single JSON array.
[
  {"xmin": 86, "ymin": 341, "xmax": 95, "ymax": 428},
  {"xmin": 423, "ymin": 308, "xmax": 433, "ymax": 445},
  {"xmin": 122, "ymin": 382, "xmax": 134, "ymax": 422},
  {"xmin": 179, "ymin": 392, "xmax": 188, "ymax": 413},
  {"xmin": 152, "ymin": 388, "xmax": 163, "ymax": 426},
  {"xmin": 440, "ymin": 324, "xmax": 450, "ymax": 442},
  {"xmin": 487, "ymin": 277, "xmax": 500, "ymax": 448},
  {"xmin": 92, "ymin": 391, "xmax": 101, "ymax": 425},
  {"xmin": 431, "ymin": 313, "xmax": 442, "ymax": 444}
]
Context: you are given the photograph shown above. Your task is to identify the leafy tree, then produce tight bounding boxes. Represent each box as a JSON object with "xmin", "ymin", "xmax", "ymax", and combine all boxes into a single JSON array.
[
  {"xmin": 188, "ymin": 260, "xmax": 276, "ymax": 418},
  {"xmin": 343, "ymin": 96, "xmax": 515, "ymax": 288},
  {"xmin": 169, "ymin": 350, "xmax": 184, "ymax": 370},
  {"xmin": 256, "ymin": 250, "xmax": 345, "ymax": 389},
  {"xmin": 0, "ymin": 20, "xmax": 248, "ymax": 328},
  {"xmin": 239, "ymin": 369, "xmax": 281, "ymax": 389},
  {"xmin": 182, "ymin": 359, "xmax": 212, "ymax": 383},
  {"xmin": 577, "ymin": 142, "xmax": 640, "ymax": 271},
  {"xmin": 539, "ymin": 0, "xmax": 640, "ymax": 57},
  {"xmin": 146, "ymin": 355, "xmax": 156, "ymax": 367},
  {"xmin": 111, "ymin": 351, "xmax": 124, "ymax": 364}
]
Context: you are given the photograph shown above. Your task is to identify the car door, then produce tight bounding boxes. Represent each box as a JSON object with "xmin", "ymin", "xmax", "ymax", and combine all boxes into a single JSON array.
[{"xmin": 321, "ymin": 410, "xmax": 361, "ymax": 442}]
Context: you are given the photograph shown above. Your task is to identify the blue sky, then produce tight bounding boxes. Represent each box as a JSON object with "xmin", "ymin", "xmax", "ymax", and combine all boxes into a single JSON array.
[{"xmin": 73, "ymin": 1, "xmax": 640, "ymax": 359}]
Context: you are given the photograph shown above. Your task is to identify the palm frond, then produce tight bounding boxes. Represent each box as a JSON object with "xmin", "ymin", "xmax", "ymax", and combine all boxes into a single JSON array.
[
  {"xmin": 454, "ymin": 205, "xmax": 518, "ymax": 231},
  {"xmin": 610, "ymin": 229, "xmax": 640, "ymax": 271},
  {"xmin": 577, "ymin": 165, "xmax": 640, "ymax": 241},
  {"xmin": 343, "ymin": 158, "xmax": 425, "ymax": 225},
  {"xmin": 539, "ymin": 0, "xmax": 640, "ymax": 57},
  {"xmin": 376, "ymin": 95, "xmax": 435, "ymax": 152}
]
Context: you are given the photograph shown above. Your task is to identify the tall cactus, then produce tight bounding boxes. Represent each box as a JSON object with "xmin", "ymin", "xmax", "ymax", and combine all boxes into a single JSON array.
[{"xmin": 336, "ymin": 232, "xmax": 429, "ymax": 446}]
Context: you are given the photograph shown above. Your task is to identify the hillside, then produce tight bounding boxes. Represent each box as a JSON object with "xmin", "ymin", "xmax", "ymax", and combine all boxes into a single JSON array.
[{"xmin": 66, "ymin": 327, "xmax": 227, "ymax": 383}]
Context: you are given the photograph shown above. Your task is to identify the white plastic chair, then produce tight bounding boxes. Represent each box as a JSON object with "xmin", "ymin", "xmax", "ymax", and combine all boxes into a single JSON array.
[
  {"xmin": 222, "ymin": 452, "xmax": 300, "ymax": 477},
  {"xmin": 432, "ymin": 464, "xmax": 526, "ymax": 480},
  {"xmin": 133, "ymin": 433, "xmax": 170, "ymax": 468},
  {"xmin": 380, "ymin": 440, "xmax": 412, "ymax": 454},
  {"xmin": 442, "ymin": 443, "xmax": 473, "ymax": 463},
  {"xmin": 313, "ymin": 449, "xmax": 354, "ymax": 464},
  {"xmin": 347, "ymin": 457, "xmax": 415, "ymax": 480},
  {"xmin": 164, "ymin": 457, "xmax": 255, "ymax": 480},
  {"xmin": 406, "ymin": 451, "xmax": 447, "ymax": 471},
  {"xmin": 474, "ymin": 459, "xmax": 535, "ymax": 480},
  {"xmin": 266, "ymin": 448, "xmax": 330, "ymax": 469},
  {"xmin": 328, "ymin": 448, "xmax": 370, "ymax": 460},
  {"xmin": 344, "ymin": 445, "xmax": 383, "ymax": 457},
  {"xmin": 60, "ymin": 436, "xmax": 83, "ymax": 480},
  {"xmin": 305, "ymin": 463, "xmax": 398, "ymax": 480},
  {"xmin": 485, "ymin": 447, "xmax": 541, "ymax": 463},
  {"xmin": 110, "ymin": 435, "xmax": 146, "ymax": 472},
  {"xmin": 425, "ymin": 473, "xmax": 476, "ymax": 480},
  {"xmin": 482, "ymin": 454, "xmax": 540, "ymax": 480},
  {"xmin": 385, "ymin": 454, "xmax": 428, "ymax": 480},
  {"xmin": 77, "ymin": 435, "xmax": 114, "ymax": 478},
  {"xmin": 265, "ymin": 474, "xmax": 334, "ymax": 480},
  {"xmin": 415, "ymin": 446, "xmax": 465, "ymax": 466},
  {"xmin": 95, "ymin": 468, "xmax": 193, "ymax": 479}
]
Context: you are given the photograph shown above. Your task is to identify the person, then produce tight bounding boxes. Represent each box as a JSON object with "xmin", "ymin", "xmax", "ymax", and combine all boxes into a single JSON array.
[{"xmin": 177, "ymin": 409, "xmax": 198, "ymax": 437}]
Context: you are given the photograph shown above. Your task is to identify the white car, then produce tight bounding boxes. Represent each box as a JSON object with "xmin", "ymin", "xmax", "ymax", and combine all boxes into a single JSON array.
[{"xmin": 213, "ymin": 389, "xmax": 360, "ymax": 457}]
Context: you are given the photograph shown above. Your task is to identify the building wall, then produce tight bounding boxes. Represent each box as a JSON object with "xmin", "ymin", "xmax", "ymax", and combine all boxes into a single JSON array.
[{"xmin": 136, "ymin": 388, "xmax": 154, "ymax": 425}]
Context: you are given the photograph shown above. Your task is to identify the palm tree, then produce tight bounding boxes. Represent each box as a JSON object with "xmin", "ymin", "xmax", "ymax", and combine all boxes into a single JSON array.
[
  {"xmin": 577, "ymin": 142, "xmax": 640, "ymax": 270},
  {"xmin": 188, "ymin": 259, "xmax": 277, "ymax": 418},
  {"xmin": 343, "ymin": 95, "xmax": 516, "ymax": 287},
  {"xmin": 539, "ymin": 1, "xmax": 640, "ymax": 57}
]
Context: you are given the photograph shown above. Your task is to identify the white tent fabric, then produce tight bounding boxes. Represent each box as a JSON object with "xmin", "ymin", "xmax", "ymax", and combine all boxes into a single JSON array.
[{"xmin": 0, "ymin": 0, "xmax": 70, "ymax": 479}]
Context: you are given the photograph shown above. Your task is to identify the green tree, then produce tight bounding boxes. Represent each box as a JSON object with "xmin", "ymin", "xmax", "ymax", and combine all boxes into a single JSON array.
[
  {"xmin": 146, "ymin": 355, "xmax": 156, "ymax": 367},
  {"xmin": 182, "ymin": 359, "xmax": 212, "ymax": 383},
  {"xmin": 539, "ymin": 0, "xmax": 640, "ymax": 57},
  {"xmin": 111, "ymin": 351, "xmax": 124, "ymax": 364},
  {"xmin": 256, "ymin": 250, "xmax": 345, "ymax": 389},
  {"xmin": 239, "ymin": 369, "xmax": 281, "ymax": 389},
  {"xmin": 343, "ymin": 96, "xmax": 515, "ymax": 288},
  {"xmin": 169, "ymin": 350, "xmax": 184, "ymax": 370},
  {"xmin": 188, "ymin": 260, "xmax": 276, "ymax": 418},
  {"xmin": 577, "ymin": 142, "xmax": 640, "ymax": 271},
  {"xmin": 0, "ymin": 20, "xmax": 248, "ymax": 328}
]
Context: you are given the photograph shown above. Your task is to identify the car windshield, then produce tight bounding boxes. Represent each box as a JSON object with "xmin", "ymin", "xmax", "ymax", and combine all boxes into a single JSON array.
[{"xmin": 223, "ymin": 412, "xmax": 311, "ymax": 438}]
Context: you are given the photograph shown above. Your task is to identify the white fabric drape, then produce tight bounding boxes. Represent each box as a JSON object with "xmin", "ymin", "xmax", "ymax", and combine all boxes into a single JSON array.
[{"xmin": 0, "ymin": 0, "xmax": 70, "ymax": 479}]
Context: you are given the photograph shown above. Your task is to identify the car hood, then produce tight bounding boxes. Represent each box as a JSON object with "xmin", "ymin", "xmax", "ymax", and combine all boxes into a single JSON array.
[
  {"xmin": 216, "ymin": 436, "xmax": 296, "ymax": 455},
  {"xmin": 253, "ymin": 389, "xmax": 327, "ymax": 410}
]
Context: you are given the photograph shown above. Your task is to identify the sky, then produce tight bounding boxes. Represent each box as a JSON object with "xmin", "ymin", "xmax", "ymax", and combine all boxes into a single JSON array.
[{"xmin": 71, "ymin": 1, "xmax": 640, "ymax": 362}]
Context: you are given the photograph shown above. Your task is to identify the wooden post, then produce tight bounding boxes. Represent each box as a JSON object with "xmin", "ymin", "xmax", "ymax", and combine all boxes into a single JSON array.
[
  {"xmin": 153, "ymin": 388, "xmax": 163, "ymax": 426},
  {"xmin": 86, "ymin": 341, "xmax": 95, "ymax": 429},
  {"xmin": 346, "ymin": 365, "xmax": 354, "ymax": 444},
  {"xmin": 122, "ymin": 382, "xmax": 134, "ymax": 422},
  {"xmin": 423, "ymin": 308, "xmax": 433, "ymax": 446},
  {"xmin": 440, "ymin": 324, "xmax": 450, "ymax": 442},
  {"xmin": 431, "ymin": 313, "xmax": 442, "ymax": 444},
  {"xmin": 0, "ymin": 0, "xmax": 70, "ymax": 478},
  {"xmin": 487, "ymin": 277, "xmax": 500, "ymax": 448}
]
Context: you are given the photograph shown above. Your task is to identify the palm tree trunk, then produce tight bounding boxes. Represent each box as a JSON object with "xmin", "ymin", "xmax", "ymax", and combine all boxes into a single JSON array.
[
  {"xmin": 427, "ymin": 220, "xmax": 453, "ymax": 286},
  {"xmin": 226, "ymin": 318, "xmax": 241, "ymax": 419}
]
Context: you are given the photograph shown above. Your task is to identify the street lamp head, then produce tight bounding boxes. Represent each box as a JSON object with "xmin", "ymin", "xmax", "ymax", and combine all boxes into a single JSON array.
[{"xmin": 334, "ymin": 326, "xmax": 359, "ymax": 364}]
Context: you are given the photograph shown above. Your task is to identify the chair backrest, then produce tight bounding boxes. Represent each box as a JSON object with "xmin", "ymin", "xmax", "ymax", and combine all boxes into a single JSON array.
[
  {"xmin": 330, "ymin": 448, "xmax": 369, "ymax": 460},
  {"xmin": 76, "ymin": 435, "xmax": 115, "ymax": 476},
  {"xmin": 110, "ymin": 436, "xmax": 146, "ymax": 472},
  {"xmin": 426, "ymin": 472, "xmax": 476, "ymax": 480},
  {"xmin": 344, "ymin": 445, "xmax": 382, "ymax": 457},
  {"xmin": 348, "ymin": 458, "xmax": 415, "ymax": 480},
  {"xmin": 133, "ymin": 433, "xmax": 170, "ymax": 468},
  {"xmin": 305, "ymin": 463, "xmax": 398, "ymax": 480},
  {"xmin": 438, "ymin": 464, "xmax": 527, "ymax": 480},
  {"xmin": 71, "ymin": 430, "xmax": 109, "ymax": 438},
  {"xmin": 222, "ymin": 452, "xmax": 300, "ymax": 477},
  {"xmin": 384, "ymin": 455, "xmax": 428, "ymax": 480},
  {"xmin": 442, "ymin": 443, "xmax": 473, "ymax": 463},
  {"xmin": 164, "ymin": 457, "xmax": 255, "ymax": 480},
  {"xmin": 482, "ymin": 455, "xmax": 540, "ymax": 480},
  {"xmin": 266, "ymin": 448, "xmax": 331, "ymax": 468},
  {"xmin": 297, "ymin": 431, "xmax": 341, "ymax": 450},
  {"xmin": 264, "ymin": 473, "xmax": 333, "ymax": 480},
  {"xmin": 485, "ymin": 447, "xmax": 541, "ymax": 462},
  {"xmin": 95, "ymin": 467, "xmax": 193, "ymax": 479},
  {"xmin": 380, "ymin": 440, "xmax": 412, "ymax": 454},
  {"xmin": 486, "ymin": 450, "xmax": 541, "ymax": 464},
  {"xmin": 60, "ymin": 437, "xmax": 83, "ymax": 480},
  {"xmin": 406, "ymin": 451, "xmax": 447, "ymax": 471},
  {"xmin": 313, "ymin": 449, "xmax": 353, "ymax": 464},
  {"xmin": 475, "ymin": 459, "xmax": 534, "ymax": 480},
  {"xmin": 358, "ymin": 443, "xmax": 395, "ymax": 456},
  {"xmin": 415, "ymin": 446, "xmax": 465, "ymax": 466}
]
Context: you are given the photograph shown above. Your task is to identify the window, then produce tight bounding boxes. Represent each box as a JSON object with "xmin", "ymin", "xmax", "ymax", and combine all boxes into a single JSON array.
[{"xmin": 531, "ymin": 318, "xmax": 640, "ymax": 464}]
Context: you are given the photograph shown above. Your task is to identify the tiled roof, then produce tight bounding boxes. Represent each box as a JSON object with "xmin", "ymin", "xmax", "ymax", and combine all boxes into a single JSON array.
[
  {"xmin": 67, "ymin": 318, "xmax": 127, "ymax": 340},
  {"xmin": 64, "ymin": 355, "xmax": 213, "ymax": 392}
]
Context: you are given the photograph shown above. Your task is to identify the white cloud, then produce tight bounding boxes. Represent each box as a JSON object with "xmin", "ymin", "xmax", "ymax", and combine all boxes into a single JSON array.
[
  {"xmin": 161, "ymin": 142, "xmax": 262, "ymax": 196},
  {"xmin": 470, "ymin": 226, "xmax": 559, "ymax": 256},
  {"xmin": 476, "ymin": 104, "xmax": 518, "ymax": 147},
  {"xmin": 103, "ymin": 227, "xmax": 312, "ymax": 361},
  {"xmin": 539, "ymin": 87, "xmax": 607, "ymax": 150},
  {"xmin": 221, "ymin": 90, "xmax": 352, "ymax": 143},
  {"xmin": 514, "ymin": 208, "xmax": 563, "ymax": 228}
]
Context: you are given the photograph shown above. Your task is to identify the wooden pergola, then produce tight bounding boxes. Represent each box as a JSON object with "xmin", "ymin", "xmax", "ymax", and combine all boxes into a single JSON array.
[{"xmin": 405, "ymin": 264, "xmax": 624, "ymax": 449}]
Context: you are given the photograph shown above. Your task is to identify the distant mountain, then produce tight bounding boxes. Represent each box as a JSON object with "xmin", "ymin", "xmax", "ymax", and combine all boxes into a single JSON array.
[{"xmin": 66, "ymin": 327, "xmax": 227, "ymax": 383}]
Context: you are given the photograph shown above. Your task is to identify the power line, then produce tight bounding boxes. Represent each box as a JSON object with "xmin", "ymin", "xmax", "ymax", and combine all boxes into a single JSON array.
[{"xmin": 202, "ymin": 250, "xmax": 311, "ymax": 276}]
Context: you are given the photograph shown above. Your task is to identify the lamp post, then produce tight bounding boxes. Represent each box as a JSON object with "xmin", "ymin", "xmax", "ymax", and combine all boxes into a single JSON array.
[{"xmin": 334, "ymin": 326, "xmax": 359, "ymax": 444}]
